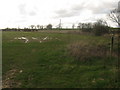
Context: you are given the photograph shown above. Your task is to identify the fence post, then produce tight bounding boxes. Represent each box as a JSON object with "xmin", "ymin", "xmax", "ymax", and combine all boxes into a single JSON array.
[
  {"xmin": 110, "ymin": 34, "xmax": 114, "ymax": 60},
  {"xmin": 117, "ymin": 35, "xmax": 120, "ymax": 83}
]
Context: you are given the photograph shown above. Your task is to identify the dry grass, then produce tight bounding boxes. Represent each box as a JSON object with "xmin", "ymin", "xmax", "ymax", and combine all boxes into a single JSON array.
[
  {"xmin": 38, "ymin": 30, "xmax": 92, "ymax": 35},
  {"xmin": 68, "ymin": 42, "xmax": 114, "ymax": 61},
  {"xmin": 38, "ymin": 30, "xmax": 81, "ymax": 33}
]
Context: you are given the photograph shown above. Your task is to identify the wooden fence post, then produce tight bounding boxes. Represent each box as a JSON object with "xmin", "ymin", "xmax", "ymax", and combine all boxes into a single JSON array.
[
  {"xmin": 110, "ymin": 34, "xmax": 114, "ymax": 60},
  {"xmin": 117, "ymin": 35, "xmax": 120, "ymax": 83}
]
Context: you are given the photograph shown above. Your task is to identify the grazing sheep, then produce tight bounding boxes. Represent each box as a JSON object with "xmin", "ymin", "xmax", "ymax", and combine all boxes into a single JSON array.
[
  {"xmin": 21, "ymin": 37, "xmax": 27, "ymax": 40},
  {"xmin": 25, "ymin": 39, "xmax": 28, "ymax": 43},
  {"xmin": 18, "ymin": 37, "xmax": 22, "ymax": 40},
  {"xmin": 32, "ymin": 37, "xmax": 37, "ymax": 40},
  {"xmin": 14, "ymin": 36, "xmax": 29, "ymax": 43},
  {"xmin": 43, "ymin": 37, "xmax": 48, "ymax": 40},
  {"xmin": 21, "ymin": 37, "xmax": 29, "ymax": 43},
  {"xmin": 40, "ymin": 41, "xmax": 42, "ymax": 43}
]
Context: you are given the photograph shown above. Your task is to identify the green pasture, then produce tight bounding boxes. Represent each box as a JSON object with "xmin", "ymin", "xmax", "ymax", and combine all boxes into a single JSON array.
[{"xmin": 2, "ymin": 31, "xmax": 120, "ymax": 88}]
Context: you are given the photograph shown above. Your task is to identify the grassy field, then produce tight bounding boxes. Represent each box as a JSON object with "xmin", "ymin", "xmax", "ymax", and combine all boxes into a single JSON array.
[{"xmin": 2, "ymin": 31, "xmax": 120, "ymax": 88}]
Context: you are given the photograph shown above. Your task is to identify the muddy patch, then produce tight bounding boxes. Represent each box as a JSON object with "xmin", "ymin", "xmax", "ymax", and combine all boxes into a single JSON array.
[{"xmin": 2, "ymin": 69, "xmax": 22, "ymax": 88}]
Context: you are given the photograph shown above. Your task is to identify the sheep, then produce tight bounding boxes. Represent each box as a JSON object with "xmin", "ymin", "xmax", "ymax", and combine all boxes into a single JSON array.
[
  {"xmin": 43, "ymin": 36, "xmax": 48, "ymax": 40},
  {"xmin": 32, "ymin": 37, "xmax": 37, "ymax": 40},
  {"xmin": 14, "ymin": 36, "xmax": 29, "ymax": 43}
]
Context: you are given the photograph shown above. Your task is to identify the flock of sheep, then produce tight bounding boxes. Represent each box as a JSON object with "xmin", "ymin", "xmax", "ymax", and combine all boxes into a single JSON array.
[{"xmin": 14, "ymin": 36, "xmax": 60, "ymax": 43}]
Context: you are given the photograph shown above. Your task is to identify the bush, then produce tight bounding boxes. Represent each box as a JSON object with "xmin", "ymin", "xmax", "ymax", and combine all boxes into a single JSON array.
[
  {"xmin": 93, "ymin": 25, "xmax": 109, "ymax": 36},
  {"xmin": 93, "ymin": 20, "xmax": 109, "ymax": 36},
  {"xmin": 46, "ymin": 24, "xmax": 52, "ymax": 30}
]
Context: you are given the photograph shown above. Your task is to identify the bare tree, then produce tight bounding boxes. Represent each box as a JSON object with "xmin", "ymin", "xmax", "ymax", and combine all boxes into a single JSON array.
[
  {"xmin": 30, "ymin": 25, "xmax": 35, "ymax": 29},
  {"xmin": 40, "ymin": 25, "xmax": 44, "ymax": 29},
  {"xmin": 37, "ymin": 25, "xmax": 40, "ymax": 29},
  {"xmin": 77, "ymin": 22, "xmax": 93, "ymax": 32},
  {"xmin": 77, "ymin": 23, "xmax": 82, "ymax": 29},
  {"xmin": 108, "ymin": 1, "xmax": 120, "ymax": 27},
  {"xmin": 72, "ymin": 24, "xmax": 75, "ymax": 29}
]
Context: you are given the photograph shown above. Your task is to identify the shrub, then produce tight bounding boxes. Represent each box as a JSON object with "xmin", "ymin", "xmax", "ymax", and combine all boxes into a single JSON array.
[
  {"xmin": 93, "ymin": 20, "xmax": 110, "ymax": 36},
  {"xmin": 46, "ymin": 24, "xmax": 52, "ymax": 30}
]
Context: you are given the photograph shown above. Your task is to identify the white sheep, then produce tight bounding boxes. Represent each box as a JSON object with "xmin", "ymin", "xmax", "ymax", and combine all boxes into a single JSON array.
[
  {"xmin": 43, "ymin": 37, "xmax": 48, "ymax": 40},
  {"xmin": 32, "ymin": 37, "xmax": 37, "ymax": 40}
]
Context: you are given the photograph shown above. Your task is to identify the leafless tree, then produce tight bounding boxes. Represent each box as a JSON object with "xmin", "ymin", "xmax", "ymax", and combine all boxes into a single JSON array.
[
  {"xmin": 30, "ymin": 25, "xmax": 35, "ymax": 29},
  {"xmin": 108, "ymin": 1, "xmax": 120, "ymax": 27},
  {"xmin": 40, "ymin": 25, "xmax": 44, "ymax": 29},
  {"xmin": 72, "ymin": 24, "xmax": 75, "ymax": 29},
  {"xmin": 37, "ymin": 25, "xmax": 40, "ymax": 29},
  {"xmin": 77, "ymin": 23, "xmax": 82, "ymax": 29}
]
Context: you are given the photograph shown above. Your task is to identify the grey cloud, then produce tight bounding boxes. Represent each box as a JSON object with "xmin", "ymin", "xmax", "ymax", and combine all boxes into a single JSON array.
[
  {"xmin": 71, "ymin": 2, "xmax": 86, "ymax": 11},
  {"xmin": 55, "ymin": 9, "xmax": 67, "ymax": 14},
  {"xmin": 72, "ymin": 1, "xmax": 117, "ymax": 14},
  {"xmin": 54, "ymin": 8, "xmax": 82, "ymax": 18},
  {"xmin": 91, "ymin": 1, "xmax": 118, "ymax": 14},
  {"xmin": 18, "ymin": 4, "xmax": 27, "ymax": 15},
  {"xmin": 55, "ymin": 10, "xmax": 80, "ymax": 18},
  {"xmin": 18, "ymin": 4, "xmax": 37, "ymax": 16},
  {"xmin": 54, "ymin": 2, "xmax": 85, "ymax": 18},
  {"xmin": 29, "ymin": 11, "xmax": 36, "ymax": 16},
  {"xmin": 54, "ymin": 0, "xmax": 119, "ymax": 18}
]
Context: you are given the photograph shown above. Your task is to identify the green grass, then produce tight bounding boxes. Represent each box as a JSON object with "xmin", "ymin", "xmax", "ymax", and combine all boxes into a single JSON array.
[{"xmin": 2, "ymin": 31, "xmax": 120, "ymax": 88}]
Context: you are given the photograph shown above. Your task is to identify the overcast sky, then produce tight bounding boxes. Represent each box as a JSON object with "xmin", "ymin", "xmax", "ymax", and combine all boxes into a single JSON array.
[{"xmin": 0, "ymin": 0, "xmax": 119, "ymax": 28}]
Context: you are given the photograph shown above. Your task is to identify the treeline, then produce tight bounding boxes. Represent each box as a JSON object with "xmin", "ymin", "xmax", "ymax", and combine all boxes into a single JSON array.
[
  {"xmin": 2, "ymin": 28, "xmax": 79, "ymax": 31},
  {"xmin": 2, "ymin": 19, "xmax": 120, "ymax": 36}
]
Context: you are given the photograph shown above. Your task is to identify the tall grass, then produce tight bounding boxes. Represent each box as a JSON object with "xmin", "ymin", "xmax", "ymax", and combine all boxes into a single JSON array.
[{"xmin": 67, "ymin": 41, "xmax": 116, "ymax": 61}]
